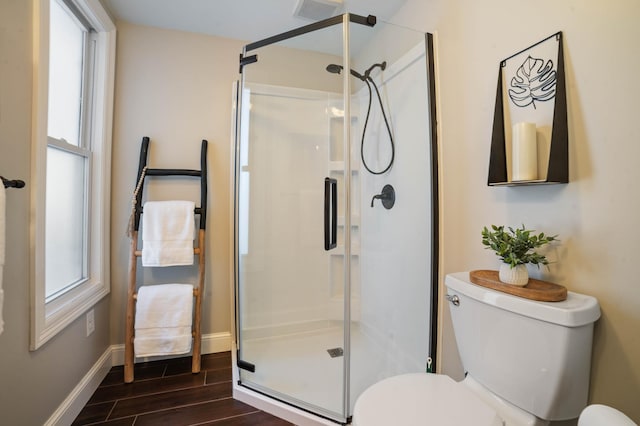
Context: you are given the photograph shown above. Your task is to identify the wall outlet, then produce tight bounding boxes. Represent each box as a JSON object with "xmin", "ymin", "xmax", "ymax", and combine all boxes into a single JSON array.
[{"xmin": 86, "ymin": 309, "xmax": 95, "ymax": 336}]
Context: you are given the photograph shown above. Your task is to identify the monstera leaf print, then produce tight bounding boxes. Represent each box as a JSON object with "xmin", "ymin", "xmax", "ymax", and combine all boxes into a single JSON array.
[{"xmin": 508, "ymin": 56, "xmax": 557, "ymax": 109}]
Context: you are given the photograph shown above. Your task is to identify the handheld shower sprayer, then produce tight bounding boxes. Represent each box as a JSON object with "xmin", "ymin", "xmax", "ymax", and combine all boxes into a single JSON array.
[{"xmin": 363, "ymin": 61, "xmax": 386, "ymax": 80}]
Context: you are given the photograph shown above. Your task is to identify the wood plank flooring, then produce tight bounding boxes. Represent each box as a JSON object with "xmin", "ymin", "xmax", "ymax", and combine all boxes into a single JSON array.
[{"xmin": 72, "ymin": 352, "xmax": 293, "ymax": 425}]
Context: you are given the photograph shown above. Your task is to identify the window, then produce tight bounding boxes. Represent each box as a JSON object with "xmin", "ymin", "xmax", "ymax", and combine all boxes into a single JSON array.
[
  {"xmin": 46, "ymin": 0, "xmax": 92, "ymax": 301},
  {"xmin": 31, "ymin": 0, "xmax": 115, "ymax": 350}
]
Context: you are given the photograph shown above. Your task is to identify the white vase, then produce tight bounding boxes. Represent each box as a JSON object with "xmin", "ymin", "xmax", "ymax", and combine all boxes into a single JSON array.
[{"xmin": 498, "ymin": 264, "xmax": 529, "ymax": 286}]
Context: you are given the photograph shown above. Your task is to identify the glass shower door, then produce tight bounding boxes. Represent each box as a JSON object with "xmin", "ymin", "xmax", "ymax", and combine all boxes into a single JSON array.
[{"xmin": 235, "ymin": 19, "xmax": 349, "ymax": 421}]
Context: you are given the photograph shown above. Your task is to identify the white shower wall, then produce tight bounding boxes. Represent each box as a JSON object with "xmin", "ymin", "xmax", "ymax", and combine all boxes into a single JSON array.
[
  {"xmin": 356, "ymin": 41, "xmax": 433, "ymax": 375},
  {"xmin": 239, "ymin": 83, "xmax": 352, "ymax": 333}
]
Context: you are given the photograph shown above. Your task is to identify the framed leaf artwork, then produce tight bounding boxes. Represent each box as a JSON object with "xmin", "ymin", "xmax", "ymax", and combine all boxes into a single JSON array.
[{"xmin": 488, "ymin": 32, "xmax": 568, "ymax": 186}]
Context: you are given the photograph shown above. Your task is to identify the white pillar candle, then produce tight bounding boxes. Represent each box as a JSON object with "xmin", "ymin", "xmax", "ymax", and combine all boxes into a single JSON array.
[{"xmin": 512, "ymin": 122, "xmax": 538, "ymax": 181}]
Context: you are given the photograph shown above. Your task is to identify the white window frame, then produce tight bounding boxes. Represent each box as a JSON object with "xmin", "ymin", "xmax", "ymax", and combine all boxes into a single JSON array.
[
  {"xmin": 31, "ymin": 0, "xmax": 115, "ymax": 350},
  {"xmin": 45, "ymin": 139, "xmax": 92, "ymax": 301}
]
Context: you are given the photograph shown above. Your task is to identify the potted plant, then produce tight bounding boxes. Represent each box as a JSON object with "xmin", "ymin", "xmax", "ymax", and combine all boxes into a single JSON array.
[{"xmin": 481, "ymin": 224, "xmax": 557, "ymax": 286}]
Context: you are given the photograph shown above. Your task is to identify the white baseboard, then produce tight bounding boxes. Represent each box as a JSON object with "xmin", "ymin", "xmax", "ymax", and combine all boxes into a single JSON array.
[
  {"xmin": 110, "ymin": 331, "xmax": 232, "ymax": 366},
  {"xmin": 46, "ymin": 331, "xmax": 232, "ymax": 426},
  {"xmin": 45, "ymin": 347, "xmax": 113, "ymax": 426}
]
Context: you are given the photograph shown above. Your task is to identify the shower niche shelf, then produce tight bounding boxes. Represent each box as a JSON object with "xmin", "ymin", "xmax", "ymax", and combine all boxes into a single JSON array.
[
  {"xmin": 488, "ymin": 31, "xmax": 568, "ymax": 187},
  {"xmin": 337, "ymin": 215, "xmax": 360, "ymax": 226},
  {"xmin": 329, "ymin": 245, "xmax": 360, "ymax": 257}
]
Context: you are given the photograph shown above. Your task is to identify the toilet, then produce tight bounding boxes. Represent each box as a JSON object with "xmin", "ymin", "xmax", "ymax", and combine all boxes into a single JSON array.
[
  {"xmin": 578, "ymin": 404, "xmax": 637, "ymax": 426},
  {"xmin": 353, "ymin": 271, "xmax": 603, "ymax": 426}
]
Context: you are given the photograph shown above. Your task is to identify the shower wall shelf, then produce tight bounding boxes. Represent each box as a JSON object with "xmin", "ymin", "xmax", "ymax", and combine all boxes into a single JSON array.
[
  {"xmin": 337, "ymin": 215, "xmax": 360, "ymax": 226},
  {"xmin": 329, "ymin": 245, "xmax": 360, "ymax": 256},
  {"xmin": 487, "ymin": 31, "xmax": 568, "ymax": 187}
]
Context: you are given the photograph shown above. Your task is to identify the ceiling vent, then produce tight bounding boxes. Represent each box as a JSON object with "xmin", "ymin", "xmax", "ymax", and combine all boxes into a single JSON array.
[{"xmin": 293, "ymin": 0, "xmax": 343, "ymax": 21}]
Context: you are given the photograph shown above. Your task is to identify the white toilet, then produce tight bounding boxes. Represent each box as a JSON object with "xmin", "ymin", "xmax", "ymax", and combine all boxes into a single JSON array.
[
  {"xmin": 578, "ymin": 404, "xmax": 637, "ymax": 426},
  {"xmin": 353, "ymin": 271, "xmax": 603, "ymax": 426}
]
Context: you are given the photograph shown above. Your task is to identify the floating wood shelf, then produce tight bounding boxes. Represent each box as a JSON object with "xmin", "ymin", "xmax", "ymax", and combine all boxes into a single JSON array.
[{"xmin": 469, "ymin": 269, "xmax": 567, "ymax": 302}]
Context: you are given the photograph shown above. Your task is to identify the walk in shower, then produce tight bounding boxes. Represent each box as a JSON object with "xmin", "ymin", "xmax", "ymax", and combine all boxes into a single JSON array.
[{"xmin": 233, "ymin": 14, "xmax": 438, "ymax": 424}]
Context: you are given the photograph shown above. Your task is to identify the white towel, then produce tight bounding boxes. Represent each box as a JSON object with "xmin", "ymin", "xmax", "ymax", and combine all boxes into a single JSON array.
[
  {"xmin": 134, "ymin": 284, "xmax": 194, "ymax": 357},
  {"xmin": 0, "ymin": 185, "xmax": 5, "ymax": 335},
  {"xmin": 142, "ymin": 200, "xmax": 195, "ymax": 267}
]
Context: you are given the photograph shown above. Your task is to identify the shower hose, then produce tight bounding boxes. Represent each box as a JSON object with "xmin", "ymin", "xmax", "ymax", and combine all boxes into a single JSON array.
[{"xmin": 360, "ymin": 73, "xmax": 395, "ymax": 175}]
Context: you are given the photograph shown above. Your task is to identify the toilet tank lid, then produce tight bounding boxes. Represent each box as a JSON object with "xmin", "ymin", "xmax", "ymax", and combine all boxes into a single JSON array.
[{"xmin": 445, "ymin": 272, "xmax": 601, "ymax": 327}]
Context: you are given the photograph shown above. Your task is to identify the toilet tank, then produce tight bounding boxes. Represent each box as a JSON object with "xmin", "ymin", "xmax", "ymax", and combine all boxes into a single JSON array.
[{"xmin": 445, "ymin": 272, "xmax": 601, "ymax": 421}]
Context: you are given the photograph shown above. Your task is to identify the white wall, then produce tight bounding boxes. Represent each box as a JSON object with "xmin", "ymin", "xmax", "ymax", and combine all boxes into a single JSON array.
[
  {"xmin": 110, "ymin": 22, "xmax": 244, "ymax": 344},
  {"xmin": 391, "ymin": 0, "xmax": 640, "ymax": 423}
]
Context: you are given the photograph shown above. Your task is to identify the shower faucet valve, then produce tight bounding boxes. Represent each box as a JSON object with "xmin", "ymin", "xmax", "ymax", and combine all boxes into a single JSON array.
[{"xmin": 371, "ymin": 184, "xmax": 395, "ymax": 209}]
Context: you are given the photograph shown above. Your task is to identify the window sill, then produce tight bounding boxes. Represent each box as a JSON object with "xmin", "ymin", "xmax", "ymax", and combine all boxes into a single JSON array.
[{"xmin": 31, "ymin": 279, "xmax": 109, "ymax": 350}]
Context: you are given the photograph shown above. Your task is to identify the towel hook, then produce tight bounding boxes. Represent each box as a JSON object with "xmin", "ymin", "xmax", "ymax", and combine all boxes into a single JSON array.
[{"xmin": 1, "ymin": 176, "xmax": 25, "ymax": 189}]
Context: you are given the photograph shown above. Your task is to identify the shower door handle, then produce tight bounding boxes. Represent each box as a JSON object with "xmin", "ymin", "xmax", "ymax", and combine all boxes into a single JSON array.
[{"xmin": 324, "ymin": 177, "xmax": 337, "ymax": 250}]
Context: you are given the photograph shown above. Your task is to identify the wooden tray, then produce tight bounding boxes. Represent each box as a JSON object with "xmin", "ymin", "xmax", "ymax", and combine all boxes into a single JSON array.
[{"xmin": 469, "ymin": 270, "xmax": 567, "ymax": 302}]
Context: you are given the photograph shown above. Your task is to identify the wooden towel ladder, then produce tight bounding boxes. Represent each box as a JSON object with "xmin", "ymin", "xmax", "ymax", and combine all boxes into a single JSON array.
[{"xmin": 125, "ymin": 136, "xmax": 208, "ymax": 383}]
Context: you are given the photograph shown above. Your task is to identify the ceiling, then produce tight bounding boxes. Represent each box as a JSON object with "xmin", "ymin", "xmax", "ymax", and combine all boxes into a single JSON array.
[{"xmin": 100, "ymin": 0, "xmax": 408, "ymax": 43}]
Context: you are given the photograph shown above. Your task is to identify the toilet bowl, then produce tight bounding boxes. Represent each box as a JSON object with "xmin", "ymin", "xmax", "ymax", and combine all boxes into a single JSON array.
[
  {"xmin": 352, "ymin": 373, "xmax": 545, "ymax": 426},
  {"xmin": 578, "ymin": 404, "xmax": 637, "ymax": 426},
  {"xmin": 352, "ymin": 272, "xmax": 601, "ymax": 425},
  {"xmin": 354, "ymin": 380, "xmax": 639, "ymax": 426},
  {"xmin": 353, "ymin": 373, "xmax": 503, "ymax": 426}
]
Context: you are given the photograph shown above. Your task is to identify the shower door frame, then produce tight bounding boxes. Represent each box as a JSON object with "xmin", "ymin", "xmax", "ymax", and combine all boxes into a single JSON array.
[
  {"xmin": 233, "ymin": 13, "xmax": 373, "ymax": 424},
  {"xmin": 232, "ymin": 14, "xmax": 441, "ymax": 425}
]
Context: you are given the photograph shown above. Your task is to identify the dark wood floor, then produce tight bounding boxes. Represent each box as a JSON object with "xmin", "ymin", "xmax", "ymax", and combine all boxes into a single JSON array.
[{"xmin": 72, "ymin": 352, "xmax": 293, "ymax": 425}]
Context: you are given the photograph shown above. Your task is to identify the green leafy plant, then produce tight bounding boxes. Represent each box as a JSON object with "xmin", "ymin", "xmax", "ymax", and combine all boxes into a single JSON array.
[{"xmin": 481, "ymin": 224, "xmax": 557, "ymax": 268}]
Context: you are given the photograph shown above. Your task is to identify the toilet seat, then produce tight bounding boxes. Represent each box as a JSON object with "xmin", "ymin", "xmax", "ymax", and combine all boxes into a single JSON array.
[{"xmin": 352, "ymin": 373, "xmax": 503, "ymax": 426}]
